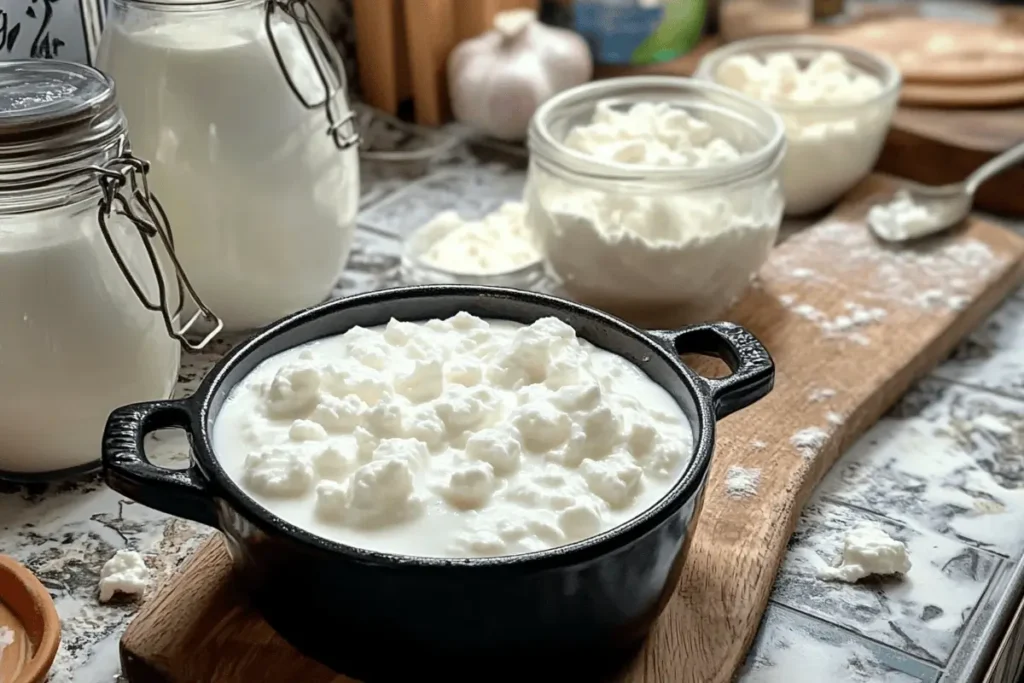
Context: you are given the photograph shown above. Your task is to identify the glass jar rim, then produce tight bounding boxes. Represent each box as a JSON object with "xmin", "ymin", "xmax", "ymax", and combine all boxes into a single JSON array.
[
  {"xmin": 527, "ymin": 76, "xmax": 787, "ymax": 190},
  {"xmin": 111, "ymin": 0, "xmax": 258, "ymax": 11},
  {"xmin": 693, "ymin": 34, "xmax": 903, "ymax": 115}
]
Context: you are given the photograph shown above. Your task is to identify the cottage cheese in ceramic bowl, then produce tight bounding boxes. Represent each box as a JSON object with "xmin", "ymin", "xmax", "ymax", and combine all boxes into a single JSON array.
[
  {"xmin": 525, "ymin": 77, "xmax": 785, "ymax": 327},
  {"xmin": 212, "ymin": 312, "xmax": 694, "ymax": 557},
  {"xmin": 696, "ymin": 37, "xmax": 901, "ymax": 216}
]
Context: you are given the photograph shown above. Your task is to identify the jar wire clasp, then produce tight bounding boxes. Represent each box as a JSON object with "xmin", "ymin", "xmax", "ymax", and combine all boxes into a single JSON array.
[
  {"xmin": 92, "ymin": 138, "xmax": 223, "ymax": 352},
  {"xmin": 265, "ymin": 0, "xmax": 360, "ymax": 151}
]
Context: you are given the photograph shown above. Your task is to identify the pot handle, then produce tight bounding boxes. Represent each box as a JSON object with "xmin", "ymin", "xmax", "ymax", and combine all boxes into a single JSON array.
[
  {"xmin": 102, "ymin": 400, "xmax": 219, "ymax": 529},
  {"xmin": 650, "ymin": 322, "xmax": 775, "ymax": 420}
]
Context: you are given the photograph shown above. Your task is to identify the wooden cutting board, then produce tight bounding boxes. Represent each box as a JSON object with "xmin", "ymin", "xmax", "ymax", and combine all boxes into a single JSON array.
[{"xmin": 119, "ymin": 175, "xmax": 1024, "ymax": 683}]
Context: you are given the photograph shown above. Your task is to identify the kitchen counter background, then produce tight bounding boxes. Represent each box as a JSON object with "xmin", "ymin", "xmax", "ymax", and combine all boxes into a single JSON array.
[{"xmin": 3, "ymin": 113, "xmax": 1024, "ymax": 683}]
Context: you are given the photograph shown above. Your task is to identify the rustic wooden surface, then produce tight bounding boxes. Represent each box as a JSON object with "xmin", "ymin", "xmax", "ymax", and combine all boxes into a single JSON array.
[{"xmin": 120, "ymin": 175, "xmax": 1024, "ymax": 683}]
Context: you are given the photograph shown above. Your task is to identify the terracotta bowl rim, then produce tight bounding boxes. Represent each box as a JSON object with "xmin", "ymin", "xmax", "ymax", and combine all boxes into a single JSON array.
[{"xmin": 0, "ymin": 554, "xmax": 60, "ymax": 683}]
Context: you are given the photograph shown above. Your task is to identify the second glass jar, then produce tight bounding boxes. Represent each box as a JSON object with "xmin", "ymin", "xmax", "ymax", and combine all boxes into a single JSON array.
[{"xmin": 98, "ymin": 0, "xmax": 360, "ymax": 330}]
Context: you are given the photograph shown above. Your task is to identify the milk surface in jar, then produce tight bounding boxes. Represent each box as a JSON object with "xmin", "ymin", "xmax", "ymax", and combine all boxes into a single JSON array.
[
  {"xmin": 0, "ymin": 60, "xmax": 220, "ymax": 479},
  {"xmin": 97, "ymin": 0, "xmax": 360, "ymax": 330}
]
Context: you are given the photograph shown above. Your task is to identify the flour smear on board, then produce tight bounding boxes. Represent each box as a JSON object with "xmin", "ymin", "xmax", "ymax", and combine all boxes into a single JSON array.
[
  {"xmin": 726, "ymin": 466, "xmax": 761, "ymax": 498},
  {"xmin": 768, "ymin": 219, "xmax": 1006, "ymax": 312}
]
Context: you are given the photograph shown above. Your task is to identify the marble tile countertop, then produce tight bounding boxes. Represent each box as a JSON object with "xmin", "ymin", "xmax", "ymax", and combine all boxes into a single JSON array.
[{"xmin": 2, "ymin": 114, "xmax": 1024, "ymax": 683}]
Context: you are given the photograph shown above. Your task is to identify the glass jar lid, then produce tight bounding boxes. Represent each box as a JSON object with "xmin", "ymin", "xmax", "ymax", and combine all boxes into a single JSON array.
[
  {"xmin": 0, "ymin": 60, "xmax": 123, "ymax": 166},
  {"xmin": 0, "ymin": 60, "xmax": 222, "ymax": 351}
]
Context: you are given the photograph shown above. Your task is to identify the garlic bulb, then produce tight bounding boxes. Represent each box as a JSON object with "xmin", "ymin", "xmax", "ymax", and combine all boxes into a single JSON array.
[{"xmin": 448, "ymin": 9, "xmax": 593, "ymax": 141}]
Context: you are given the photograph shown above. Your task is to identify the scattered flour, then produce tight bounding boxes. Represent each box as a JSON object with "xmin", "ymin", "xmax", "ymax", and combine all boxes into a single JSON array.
[
  {"xmin": 817, "ymin": 388, "xmax": 1024, "ymax": 558},
  {"xmin": 809, "ymin": 387, "xmax": 836, "ymax": 403},
  {"xmin": 817, "ymin": 522, "xmax": 912, "ymax": 583},
  {"xmin": 741, "ymin": 606, "xmax": 920, "ymax": 682},
  {"xmin": 752, "ymin": 439, "xmax": 768, "ymax": 450},
  {"xmin": 784, "ymin": 299, "xmax": 886, "ymax": 345},
  {"xmin": 791, "ymin": 427, "xmax": 829, "ymax": 459},
  {"xmin": 726, "ymin": 466, "xmax": 761, "ymax": 498},
  {"xmin": 827, "ymin": 412, "xmax": 844, "ymax": 426},
  {"xmin": 766, "ymin": 219, "xmax": 1007, "ymax": 317},
  {"xmin": 783, "ymin": 499, "xmax": 994, "ymax": 664}
]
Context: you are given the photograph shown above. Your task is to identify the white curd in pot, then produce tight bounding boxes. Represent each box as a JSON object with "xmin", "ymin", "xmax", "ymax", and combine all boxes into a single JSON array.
[
  {"xmin": 212, "ymin": 313, "xmax": 695, "ymax": 558},
  {"xmin": 97, "ymin": 0, "xmax": 360, "ymax": 330}
]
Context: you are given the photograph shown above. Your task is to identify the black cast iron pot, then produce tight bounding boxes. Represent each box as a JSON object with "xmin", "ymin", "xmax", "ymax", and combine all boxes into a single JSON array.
[{"xmin": 102, "ymin": 285, "xmax": 774, "ymax": 682}]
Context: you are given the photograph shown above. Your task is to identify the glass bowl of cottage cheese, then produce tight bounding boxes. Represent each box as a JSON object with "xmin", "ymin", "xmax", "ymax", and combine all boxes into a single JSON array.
[
  {"xmin": 525, "ymin": 76, "xmax": 786, "ymax": 328},
  {"xmin": 402, "ymin": 201, "xmax": 547, "ymax": 289},
  {"xmin": 695, "ymin": 36, "xmax": 901, "ymax": 216},
  {"xmin": 101, "ymin": 285, "xmax": 774, "ymax": 679}
]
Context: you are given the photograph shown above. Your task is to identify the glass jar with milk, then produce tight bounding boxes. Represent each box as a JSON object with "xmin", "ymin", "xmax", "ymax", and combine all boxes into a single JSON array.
[
  {"xmin": 0, "ymin": 60, "xmax": 220, "ymax": 480},
  {"xmin": 97, "ymin": 0, "xmax": 361, "ymax": 331}
]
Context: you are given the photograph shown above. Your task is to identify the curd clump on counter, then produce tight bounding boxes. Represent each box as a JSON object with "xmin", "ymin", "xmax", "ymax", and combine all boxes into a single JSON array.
[
  {"xmin": 528, "ymin": 99, "xmax": 782, "ymax": 325},
  {"xmin": 213, "ymin": 313, "xmax": 694, "ymax": 558},
  {"xmin": 707, "ymin": 48, "xmax": 895, "ymax": 215},
  {"xmin": 818, "ymin": 522, "xmax": 911, "ymax": 583},
  {"xmin": 98, "ymin": 550, "xmax": 151, "ymax": 602},
  {"xmin": 413, "ymin": 202, "xmax": 541, "ymax": 276}
]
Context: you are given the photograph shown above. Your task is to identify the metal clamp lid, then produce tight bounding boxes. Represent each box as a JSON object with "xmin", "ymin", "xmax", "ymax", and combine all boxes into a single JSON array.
[
  {"xmin": 44, "ymin": 136, "xmax": 223, "ymax": 352},
  {"xmin": 265, "ymin": 0, "xmax": 359, "ymax": 151}
]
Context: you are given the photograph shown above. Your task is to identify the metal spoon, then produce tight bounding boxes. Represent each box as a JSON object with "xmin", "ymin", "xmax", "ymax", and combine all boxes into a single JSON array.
[{"xmin": 868, "ymin": 140, "xmax": 1024, "ymax": 243}]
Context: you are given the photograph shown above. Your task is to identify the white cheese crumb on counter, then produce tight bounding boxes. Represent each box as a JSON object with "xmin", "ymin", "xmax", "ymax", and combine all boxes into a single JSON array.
[
  {"xmin": 716, "ymin": 50, "xmax": 883, "ymax": 107},
  {"xmin": 98, "ymin": 550, "xmax": 150, "ymax": 603},
  {"xmin": 818, "ymin": 522, "xmax": 911, "ymax": 583},
  {"xmin": 214, "ymin": 314, "xmax": 695, "ymax": 558},
  {"xmin": 725, "ymin": 466, "xmax": 761, "ymax": 498}
]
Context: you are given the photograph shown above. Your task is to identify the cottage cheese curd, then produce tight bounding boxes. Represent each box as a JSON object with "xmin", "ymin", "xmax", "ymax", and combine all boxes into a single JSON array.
[
  {"xmin": 867, "ymin": 190, "xmax": 937, "ymax": 242},
  {"xmin": 818, "ymin": 522, "xmax": 911, "ymax": 583},
  {"xmin": 213, "ymin": 313, "xmax": 694, "ymax": 557},
  {"xmin": 709, "ymin": 48, "xmax": 896, "ymax": 215},
  {"xmin": 527, "ymin": 99, "xmax": 782, "ymax": 326},
  {"xmin": 410, "ymin": 202, "xmax": 541, "ymax": 276},
  {"xmin": 98, "ymin": 550, "xmax": 151, "ymax": 602}
]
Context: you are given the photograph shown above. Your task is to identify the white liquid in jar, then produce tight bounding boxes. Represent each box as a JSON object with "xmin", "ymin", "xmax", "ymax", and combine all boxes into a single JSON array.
[
  {"xmin": 97, "ymin": 8, "xmax": 359, "ymax": 330},
  {"xmin": 0, "ymin": 207, "xmax": 179, "ymax": 474},
  {"xmin": 212, "ymin": 314, "xmax": 695, "ymax": 558}
]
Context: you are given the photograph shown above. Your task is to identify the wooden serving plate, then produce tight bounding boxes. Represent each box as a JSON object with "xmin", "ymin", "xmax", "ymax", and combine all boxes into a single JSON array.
[{"xmin": 118, "ymin": 175, "xmax": 1024, "ymax": 683}]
